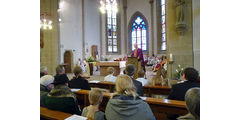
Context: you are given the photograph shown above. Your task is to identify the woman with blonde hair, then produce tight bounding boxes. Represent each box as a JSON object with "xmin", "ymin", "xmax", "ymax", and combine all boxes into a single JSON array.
[
  {"xmin": 105, "ymin": 75, "xmax": 156, "ymax": 120},
  {"xmin": 81, "ymin": 88, "xmax": 105, "ymax": 120}
]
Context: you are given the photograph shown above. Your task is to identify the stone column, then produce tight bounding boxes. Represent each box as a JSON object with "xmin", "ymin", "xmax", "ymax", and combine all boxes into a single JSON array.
[
  {"xmin": 123, "ymin": 0, "xmax": 128, "ymax": 54},
  {"xmin": 82, "ymin": 0, "xmax": 85, "ymax": 59},
  {"xmin": 150, "ymin": 0, "xmax": 154, "ymax": 55}
]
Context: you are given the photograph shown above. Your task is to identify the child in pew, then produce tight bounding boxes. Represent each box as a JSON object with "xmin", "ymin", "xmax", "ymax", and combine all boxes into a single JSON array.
[
  {"xmin": 104, "ymin": 67, "xmax": 117, "ymax": 82},
  {"xmin": 81, "ymin": 88, "xmax": 105, "ymax": 120},
  {"xmin": 136, "ymin": 69, "xmax": 149, "ymax": 86}
]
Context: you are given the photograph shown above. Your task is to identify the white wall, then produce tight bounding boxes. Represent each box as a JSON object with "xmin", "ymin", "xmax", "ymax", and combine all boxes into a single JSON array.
[
  {"xmin": 84, "ymin": 0, "xmax": 101, "ymax": 59},
  {"xmin": 192, "ymin": 0, "xmax": 200, "ymax": 73},
  {"xmin": 59, "ymin": 0, "xmax": 83, "ymax": 65}
]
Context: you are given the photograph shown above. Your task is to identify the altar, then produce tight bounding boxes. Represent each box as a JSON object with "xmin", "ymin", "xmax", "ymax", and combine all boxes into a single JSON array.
[{"xmin": 96, "ymin": 61, "xmax": 126, "ymax": 76}]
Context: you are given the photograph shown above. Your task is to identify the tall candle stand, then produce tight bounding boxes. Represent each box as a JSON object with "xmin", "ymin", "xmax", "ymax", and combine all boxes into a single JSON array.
[{"xmin": 169, "ymin": 60, "xmax": 174, "ymax": 80}]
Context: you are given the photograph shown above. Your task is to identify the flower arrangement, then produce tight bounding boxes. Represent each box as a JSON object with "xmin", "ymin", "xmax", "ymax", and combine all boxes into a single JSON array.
[
  {"xmin": 86, "ymin": 56, "xmax": 95, "ymax": 62},
  {"xmin": 173, "ymin": 64, "xmax": 184, "ymax": 80}
]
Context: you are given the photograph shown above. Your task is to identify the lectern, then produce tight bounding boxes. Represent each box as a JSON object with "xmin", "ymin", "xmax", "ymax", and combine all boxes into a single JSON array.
[{"xmin": 126, "ymin": 57, "xmax": 142, "ymax": 79}]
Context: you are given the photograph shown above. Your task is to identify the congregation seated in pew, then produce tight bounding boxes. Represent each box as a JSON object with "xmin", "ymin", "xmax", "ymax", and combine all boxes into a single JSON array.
[
  {"xmin": 44, "ymin": 74, "xmax": 82, "ymax": 115},
  {"xmin": 167, "ymin": 67, "xmax": 200, "ymax": 120},
  {"xmin": 82, "ymin": 88, "xmax": 105, "ymax": 120},
  {"xmin": 105, "ymin": 75, "xmax": 156, "ymax": 120},
  {"xmin": 136, "ymin": 69, "xmax": 149, "ymax": 86},
  {"xmin": 104, "ymin": 67, "xmax": 117, "ymax": 83},
  {"xmin": 178, "ymin": 87, "xmax": 200, "ymax": 120},
  {"xmin": 124, "ymin": 64, "xmax": 144, "ymax": 96},
  {"xmin": 69, "ymin": 66, "xmax": 91, "ymax": 90}
]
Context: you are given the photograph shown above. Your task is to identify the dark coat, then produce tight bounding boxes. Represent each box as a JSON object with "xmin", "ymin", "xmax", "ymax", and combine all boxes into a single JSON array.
[
  {"xmin": 44, "ymin": 96, "xmax": 81, "ymax": 115},
  {"xmin": 40, "ymin": 84, "xmax": 49, "ymax": 107},
  {"xmin": 132, "ymin": 78, "xmax": 143, "ymax": 96},
  {"xmin": 69, "ymin": 76, "xmax": 91, "ymax": 90},
  {"xmin": 167, "ymin": 81, "xmax": 200, "ymax": 120},
  {"xmin": 44, "ymin": 85, "xmax": 81, "ymax": 115},
  {"xmin": 168, "ymin": 81, "xmax": 200, "ymax": 101}
]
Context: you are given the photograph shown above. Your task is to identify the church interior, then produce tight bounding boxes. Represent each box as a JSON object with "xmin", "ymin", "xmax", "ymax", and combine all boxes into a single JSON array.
[{"xmin": 40, "ymin": 0, "xmax": 200, "ymax": 120}]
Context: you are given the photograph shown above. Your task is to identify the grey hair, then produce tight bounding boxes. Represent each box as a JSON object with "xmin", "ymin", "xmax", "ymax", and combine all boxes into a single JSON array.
[
  {"xmin": 185, "ymin": 87, "xmax": 200, "ymax": 120},
  {"xmin": 56, "ymin": 65, "xmax": 64, "ymax": 74},
  {"xmin": 40, "ymin": 66, "xmax": 48, "ymax": 73}
]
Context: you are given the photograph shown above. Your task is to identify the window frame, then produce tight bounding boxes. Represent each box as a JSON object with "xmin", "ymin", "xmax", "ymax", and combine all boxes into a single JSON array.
[
  {"xmin": 105, "ymin": 0, "xmax": 120, "ymax": 54},
  {"xmin": 128, "ymin": 12, "xmax": 149, "ymax": 54}
]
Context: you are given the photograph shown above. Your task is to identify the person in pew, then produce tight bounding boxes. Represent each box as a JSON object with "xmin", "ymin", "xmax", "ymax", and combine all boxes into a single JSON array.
[
  {"xmin": 40, "ymin": 75, "xmax": 54, "ymax": 106},
  {"xmin": 55, "ymin": 65, "xmax": 65, "ymax": 77},
  {"xmin": 68, "ymin": 66, "xmax": 91, "ymax": 90},
  {"xmin": 104, "ymin": 67, "xmax": 117, "ymax": 83},
  {"xmin": 82, "ymin": 88, "xmax": 105, "ymax": 120},
  {"xmin": 167, "ymin": 67, "xmax": 200, "ymax": 120},
  {"xmin": 44, "ymin": 74, "xmax": 81, "ymax": 115},
  {"xmin": 177, "ymin": 88, "xmax": 200, "ymax": 120},
  {"xmin": 40, "ymin": 66, "xmax": 48, "ymax": 78},
  {"xmin": 136, "ymin": 69, "xmax": 148, "ymax": 86},
  {"xmin": 105, "ymin": 75, "xmax": 155, "ymax": 120},
  {"xmin": 125, "ymin": 64, "xmax": 143, "ymax": 96}
]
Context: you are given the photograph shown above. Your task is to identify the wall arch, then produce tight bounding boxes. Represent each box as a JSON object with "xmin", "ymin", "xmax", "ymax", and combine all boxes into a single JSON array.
[{"xmin": 128, "ymin": 11, "xmax": 149, "ymax": 54}]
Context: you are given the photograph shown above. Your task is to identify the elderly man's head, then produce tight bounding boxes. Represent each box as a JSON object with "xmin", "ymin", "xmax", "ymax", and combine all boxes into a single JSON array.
[
  {"xmin": 56, "ymin": 65, "xmax": 65, "ymax": 74},
  {"xmin": 125, "ymin": 64, "xmax": 136, "ymax": 77},
  {"xmin": 185, "ymin": 87, "xmax": 200, "ymax": 120},
  {"xmin": 134, "ymin": 43, "xmax": 138, "ymax": 49},
  {"xmin": 40, "ymin": 66, "xmax": 48, "ymax": 75}
]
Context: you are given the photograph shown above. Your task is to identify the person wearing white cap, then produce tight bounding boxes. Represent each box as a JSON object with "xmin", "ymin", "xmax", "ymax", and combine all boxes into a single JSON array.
[{"xmin": 40, "ymin": 75, "xmax": 54, "ymax": 106}]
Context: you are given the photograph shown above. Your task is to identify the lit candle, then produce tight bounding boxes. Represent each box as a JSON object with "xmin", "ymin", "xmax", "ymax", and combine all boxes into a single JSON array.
[{"xmin": 169, "ymin": 53, "xmax": 173, "ymax": 61}]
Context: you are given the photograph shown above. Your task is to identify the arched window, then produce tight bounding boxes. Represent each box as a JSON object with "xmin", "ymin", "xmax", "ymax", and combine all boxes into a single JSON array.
[
  {"xmin": 130, "ymin": 16, "xmax": 148, "ymax": 52},
  {"xmin": 106, "ymin": 0, "xmax": 118, "ymax": 53},
  {"xmin": 161, "ymin": 0, "xmax": 166, "ymax": 51}
]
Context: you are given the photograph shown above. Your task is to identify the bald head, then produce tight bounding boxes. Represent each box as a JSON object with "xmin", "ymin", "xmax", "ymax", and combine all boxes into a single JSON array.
[{"xmin": 134, "ymin": 43, "xmax": 138, "ymax": 49}]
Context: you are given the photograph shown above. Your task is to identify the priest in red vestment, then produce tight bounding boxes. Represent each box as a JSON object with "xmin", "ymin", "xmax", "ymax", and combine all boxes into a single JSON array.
[{"xmin": 131, "ymin": 43, "xmax": 145, "ymax": 71}]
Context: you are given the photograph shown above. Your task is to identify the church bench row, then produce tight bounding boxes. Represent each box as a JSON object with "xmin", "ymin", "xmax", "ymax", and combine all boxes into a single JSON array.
[
  {"xmin": 40, "ymin": 106, "xmax": 72, "ymax": 120},
  {"xmin": 73, "ymin": 90, "xmax": 188, "ymax": 120},
  {"xmin": 89, "ymin": 81, "xmax": 172, "ymax": 96}
]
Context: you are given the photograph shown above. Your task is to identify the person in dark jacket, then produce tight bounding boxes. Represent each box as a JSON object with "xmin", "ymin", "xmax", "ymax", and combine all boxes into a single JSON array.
[
  {"xmin": 125, "ymin": 64, "xmax": 143, "ymax": 96},
  {"xmin": 167, "ymin": 67, "xmax": 200, "ymax": 120},
  {"xmin": 44, "ymin": 74, "xmax": 81, "ymax": 115},
  {"xmin": 40, "ymin": 75, "xmax": 54, "ymax": 106},
  {"xmin": 69, "ymin": 66, "xmax": 91, "ymax": 90},
  {"xmin": 105, "ymin": 75, "xmax": 155, "ymax": 120}
]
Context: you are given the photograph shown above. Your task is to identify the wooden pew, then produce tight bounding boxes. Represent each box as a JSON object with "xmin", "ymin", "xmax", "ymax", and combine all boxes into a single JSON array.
[
  {"xmin": 89, "ymin": 81, "xmax": 172, "ymax": 96},
  {"xmin": 74, "ymin": 90, "xmax": 187, "ymax": 120},
  {"xmin": 40, "ymin": 106, "xmax": 72, "ymax": 120}
]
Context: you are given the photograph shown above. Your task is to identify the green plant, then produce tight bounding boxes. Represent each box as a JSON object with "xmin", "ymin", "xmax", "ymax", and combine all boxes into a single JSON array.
[
  {"xmin": 173, "ymin": 64, "xmax": 184, "ymax": 80},
  {"xmin": 86, "ymin": 56, "xmax": 95, "ymax": 62}
]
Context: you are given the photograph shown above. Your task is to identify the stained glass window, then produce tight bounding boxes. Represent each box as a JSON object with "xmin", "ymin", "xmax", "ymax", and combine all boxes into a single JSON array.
[
  {"xmin": 161, "ymin": 0, "xmax": 166, "ymax": 51},
  {"xmin": 131, "ymin": 16, "xmax": 147, "ymax": 51},
  {"xmin": 107, "ymin": 0, "xmax": 118, "ymax": 53}
]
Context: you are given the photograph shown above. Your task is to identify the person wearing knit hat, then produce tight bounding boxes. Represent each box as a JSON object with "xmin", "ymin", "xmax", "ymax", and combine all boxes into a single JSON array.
[
  {"xmin": 124, "ymin": 64, "xmax": 143, "ymax": 96},
  {"xmin": 40, "ymin": 75, "xmax": 54, "ymax": 92},
  {"xmin": 40, "ymin": 75, "xmax": 54, "ymax": 107},
  {"xmin": 44, "ymin": 74, "xmax": 81, "ymax": 115}
]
